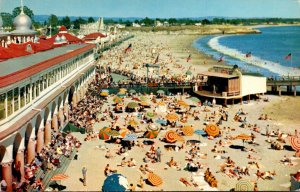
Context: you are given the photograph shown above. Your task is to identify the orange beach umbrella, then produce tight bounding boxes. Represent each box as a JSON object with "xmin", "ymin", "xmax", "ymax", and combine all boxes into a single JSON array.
[
  {"xmin": 165, "ymin": 130, "xmax": 178, "ymax": 143},
  {"xmin": 147, "ymin": 173, "xmax": 163, "ymax": 186},
  {"xmin": 51, "ymin": 174, "xmax": 69, "ymax": 181},
  {"xmin": 205, "ymin": 124, "xmax": 220, "ymax": 137},
  {"xmin": 166, "ymin": 113, "xmax": 179, "ymax": 122},
  {"xmin": 182, "ymin": 125, "xmax": 194, "ymax": 136}
]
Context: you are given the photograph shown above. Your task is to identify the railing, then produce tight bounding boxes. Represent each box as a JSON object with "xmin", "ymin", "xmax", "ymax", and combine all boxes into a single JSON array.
[{"xmin": 267, "ymin": 76, "xmax": 300, "ymax": 83}]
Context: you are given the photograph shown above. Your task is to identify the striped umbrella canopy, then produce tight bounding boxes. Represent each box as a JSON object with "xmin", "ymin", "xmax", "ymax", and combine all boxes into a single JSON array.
[
  {"xmin": 205, "ymin": 124, "xmax": 220, "ymax": 137},
  {"xmin": 165, "ymin": 113, "xmax": 179, "ymax": 122},
  {"xmin": 144, "ymin": 130, "xmax": 159, "ymax": 139},
  {"xmin": 290, "ymin": 136, "xmax": 300, "ymax": 151},
  {"xmin": 123, "ymin": 133, "xmax": 137, "ymax": 141},
  {"xmin": 147, "ymin": 173, "xmax": 163, "ymax": 186},
  {"xmin": 140, "ymin": 96, "xmax": 148, "ymax": 102},
  {"xmin": 108, "ymin": 130, "xmax": 120, "ymax": 137},
  {"xmin": 100, "ymin": 92, "xmax": 109, "ymax": 97},
  {"xmin": 51, "ymin": 173, "xmax": 69, "ymax": 181},
  {"xmin": 102, "ymin": 89, "xmax": 109, "ymax": 93},
  {"xmin": 127, "ymin": 102, "xmax": 139, "ymax": 109},
  {"xmin": 235, "ymin": 180, "xmax": 253, "ymax": 191},
  {"xmin": 119, "ymin": 88, "xmax": 127, "ymax": 93},
  {"xmin": 119, "ymin": 128, "xmax": 130, "ymax": 138},
  {"xmin": 140, "ymin": 101, "xmax": 150, "ymax": 106},
  {"xmin": 117, "ymin": 92, "xmax": 126, "ymax": 98},
  {"xmin": 147, "ymin": 123, "xmax": 160, "ymax": 132},
  {"xmin": 165, "ymin": 130, "xmax": 178, "ymax": 143},
  {"xmin": 113, "ymin": 96, "xmax": 123, "ymax": 104},
  {"xmin": 182, "ymin": 125, "xmax": 194, "ymax": 136},
  {"xmin": 146, "ymin": 111, "xmax": 156, "ymax": 119},
  {"xmin": 129, "ymin": 89, "xmax": 136, "ymax": 94},
  {"xmin": 157, "ymin": 90, "xmax": 165, "ymax": 94},
  {"xmin": 99, "ymin": 127, "xmax": 111, "ymax": 140},
  {"xmin": 128, "ymin": 119, "xmax": 139, "ymax": 126},
  {"xmin": 235, "ymin": 134, "xmax": 252, "ymax": 141}
]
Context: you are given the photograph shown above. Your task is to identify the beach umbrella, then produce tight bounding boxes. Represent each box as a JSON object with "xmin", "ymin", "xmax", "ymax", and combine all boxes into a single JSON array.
[
  {"xmin": 128, "ymin": 119, "xmax": 139, "ymax": 126},
  {"xmin": 140, "ymin": 101, "xmax": 150, "ymax": 107},
  {"xmin": 165, "ymin": 130, "xmax": 178, "ymax": 143},
  {"xmin": 234, "ymin": 134, "xmax": 252, "ymax": 141},
  {"xmin": 289, "ymin": 136, "xmax": 300, "ymax": 151},
  {"xmin": 189, "ymin": 97, "xmax": 200, "ymax": 103},
  {"xmin": 147, "ymin": 123, "xmax": 160, "ymax": 132},
  {"xmin": 147, "ymin": 173, "xmax": 163, "ymax": 186},
  {"xmin": 165, "ymin": 113, "xmax": 179, "ymax": 122},
  {"xmin": 205, "ymin": 124, "xmax": 220, "ymax": 137},
  {"xmin": 113, "ymin": 96, "xmax": 123, "ymax": 104},
  {"xmin": 186, "ymin": 70, "xmax": 192, "ymax": 75},
  {"xmin": 182, "ymin": 125, "xmax": 194, "ymax": 136},
  {"xmin": 146, "ymin": 111, "xmax": 156, "ymax": 119},
  {"xmin": 127, "ymin": 102, "xmax": 139, "ymax": 109},
  {"xmin": 194, "ymin": 129, "xmax": 206, "ymax": 136},
  {"xmin": 100, "ymin": 92, "xmax": 109, "ymax": 97},
  {"xmin": 102, "ymin": 173, "xmax": 129, "ymax": 192},
  {"xmin": 119, "ymin": 88, "xmax": 127, "ymax": 93},
  {"xmin": 157, "ymin": 101, "xmax": 166, "ymax": 106},
  {"xmin": 123, "ymin": 133, "xmax": 137, "ymax": 141},
  {"xmin": 177, "ymin": 100, "xmax": 187, "ymax": 106},
  {"xmin": 117, "ymin": 92, "xmax": 126, "ymax": 98},
  {"xmin": 157, "ymin": 90, "xmax": 165, "ymax": 94},
  {"xmin": 99, "ymin": 127, "xmax": 111, "ymax": 140},
  {"xmin": 144, "ymin": 130, "xmax": 159, "ymax": 139},
  {"xmin": 102, "ymin": 89, "xmax": 109, "ymax": 93},
  {"xmin": 51, "ymin": 174, "xmax": 69, "ymax": 181},
  {"xmin": 140, "ymin": 96, "xmax": 148, "ymax": 102},
  {"xmin": 108, "ymin": 130, "xmax": 120, "ymax": 137},
  {"xmin": 119, "ymin": 128, "xmax": 130, "ymax": 138},
  {"xmin": 129, "ymin": 89, "xmax": 136, "ymax": 94},
  {"xmin": 235, "ymin": 180, "xmax": 253, "ymax": 191}
]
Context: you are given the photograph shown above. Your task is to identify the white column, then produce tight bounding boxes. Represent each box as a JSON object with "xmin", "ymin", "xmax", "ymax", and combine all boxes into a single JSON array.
[{"xmin": 5, "ymin": 92, "xmax": 7, "ymax": 118}]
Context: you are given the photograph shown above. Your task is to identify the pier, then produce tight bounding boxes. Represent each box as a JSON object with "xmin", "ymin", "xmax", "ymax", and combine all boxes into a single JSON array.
[{"xmin": 267, "ymin": 76, "xmax": 300, "ymax": 96}]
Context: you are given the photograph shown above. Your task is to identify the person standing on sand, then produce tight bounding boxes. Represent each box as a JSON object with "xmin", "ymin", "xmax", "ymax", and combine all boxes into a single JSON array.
[
  {"xmin": 82, "ymin": 166, "xmax": 87, "ymax": 186},
  {"xmin": 156, "ymin": 147, "xmax": 161, "ymax": 162}
]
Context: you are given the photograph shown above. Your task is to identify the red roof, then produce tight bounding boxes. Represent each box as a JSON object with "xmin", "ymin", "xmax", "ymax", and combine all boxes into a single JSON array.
[
  {"xmin": 59, "ymin": 25, "xmax": 67, "ymax": 32},
  {"xmin": 0, "ymin": 46, "xmax": 31, "ymax": 61},
  {"xmin": 48, "ymin": 33, "xmax": 83, "ymax": 44},
  {"xmin": 83, "ymin": 32, "xmax": 106, "ymax": 41},
  {"xmin": 0, "ymin": 44, "xmax": 95, "ymax": 88}
]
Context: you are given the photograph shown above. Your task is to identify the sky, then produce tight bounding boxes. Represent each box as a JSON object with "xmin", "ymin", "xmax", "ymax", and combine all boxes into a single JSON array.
[{"xmin": 0, "ymin": 0, "xmax": 300, "ymax": 18}]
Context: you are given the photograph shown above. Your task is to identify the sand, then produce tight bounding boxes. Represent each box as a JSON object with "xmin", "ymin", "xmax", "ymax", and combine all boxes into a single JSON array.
[{"xmin": 61, "ymin": 34, "xmax": 300, "ymax": 191}]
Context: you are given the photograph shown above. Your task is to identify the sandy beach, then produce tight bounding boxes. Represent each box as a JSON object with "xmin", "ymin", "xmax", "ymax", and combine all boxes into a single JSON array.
[{"xmin": 61, "ymin": 34, "xmax": 300, "ymax": 191}]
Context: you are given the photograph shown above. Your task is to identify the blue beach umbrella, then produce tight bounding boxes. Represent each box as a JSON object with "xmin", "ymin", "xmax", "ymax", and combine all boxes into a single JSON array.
[
  {"xmin": 194, "ymin": 130, "xmax": 206, "ymax": 136},
  {"xmin": 102, "ymin": 174, "xmax": 129, "ymax": 192},
  {"xmin": 123, "ymin": 133, "xmax": 137, "ymax": 141}
]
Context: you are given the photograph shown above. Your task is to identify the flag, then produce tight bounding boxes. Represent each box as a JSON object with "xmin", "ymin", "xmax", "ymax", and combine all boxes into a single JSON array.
[
  {"xmin": 186, "ymin": 54, "xmax": 192, "ymax": 62},
  {"xmin": 245, "ymin": 52, "xmax": 252, "ymax": 58},
  {"xmin": 154, "ymin": 54, "xmax": 159, "ymax": 64},
  {"xmin": 218, "ymin": 55, "xmax": 224, "ymax": 62},
  {"xmin": 285, "ymin": 53, "xmax": 292, "ymax": 60},
  {"xmin": 124, "ymin": 44, "xmax": 132, "ymax": 53}
]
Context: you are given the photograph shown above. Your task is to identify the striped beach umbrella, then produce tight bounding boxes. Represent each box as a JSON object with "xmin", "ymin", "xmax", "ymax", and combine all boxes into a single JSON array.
[
  {"xmin": 99, "ymin": 127, "xmax": 111, "ymax": 140},
  {"xmin": 108, "ymin": 130, "xmax": 120, "ymax": 137},
  {"xmin": 147, "ymin": 173, "xmax": 163, "ymax": 186},
  {"xmin": 102, "ymin": 89, "xmax": 109, "ymax": 93},
  {"xmin": 127, "ymin": 102, "xmax": 139, "ymax": 109},
  {"xmin": 100, "ymin": 92, "xmax": 109, "ymax": 97},
  {"xmin": 140, "ymin": 96, "xmax": 148, "ymax": 102},
  {"xmin": 182, "ymin": 125, "xmax": 194, "ymax": 136},
  {"xmin": 205, "ymin": 124, "xmax": 220, "ymax": 137},
  {"xmin": 119, "ymin": 128, "xmax": 130, "ymax": 138},
  {"xmin": 123, "ymin": 133, "xmax": 137, "ymax": 141},
  {"xmin": 51, "ymin": 174, "xmax": 69, "ymax": 181},
  {"xmin": 157, "ymin": 101, "xmax": 166, "ymax": 106},
  {"xmin": 128, "ymin": 119, "xmax": 139, "ymax": 126},
  {"xmin": 165, "ymin": 113, "xmax": 179, "ymax": 122},
  {"xmin": 140, "ymin": 101, "xmax": 150, "ymax": 107},
  {"xmin": 146, "ymin": 111, "xmax": 156, "ymax": 119},
  {"xmin": 129, "ymin": 89, "xmax": 136, "ymax": 94},
  {"xmin": 290, "ymin": 136, "xmax": 300, "ymax": 151},
  {"xmin": 144, "ymin": 130, "xmax": 159, "ymax": 139},
  {"xmin": 165, "ymin": 130, "xmax": 178, "ymax": 143},
  {"xmin": 147, "ymin": 123, "xmax": 160, "ymax": 132},
  {"xmin": 117, "ymin": 92, "xmax": 126, "ymax": 98},
  {"xmin": 119, "ymin": 88, "xmax": 127, "ymax": 93},
  {"xmin": 235, "ymin": 180, "xmax": 253, "ymax": 191},
  {"xmin": 177, "ymin": 100, "xmax": 187, "ymax": 106},
  {"xmin": 113, "ymin": 96, "xmax": 123, "ymax": 104},
  {"xmin": 235, "ymin": 134, "xmax": 252, "ymax": 141}
]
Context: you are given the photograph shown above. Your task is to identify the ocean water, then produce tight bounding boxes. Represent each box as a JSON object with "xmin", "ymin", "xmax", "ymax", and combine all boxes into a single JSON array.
[{"xmin": 193, "ymin": 26, "xmax": 300, "ymax": 77}]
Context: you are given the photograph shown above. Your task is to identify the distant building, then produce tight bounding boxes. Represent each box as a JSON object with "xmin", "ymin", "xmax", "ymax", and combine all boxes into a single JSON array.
[
  {"xmin": 195, "ymin": 23, "xmax": 202, "ymax": 26},
  {"xmin": 155, "ymin": 20, "xmax": 163, "ymax": 27},
  {"xmin": 132, "ymin": 23, "xmax": 141, "ymax": 27},
  {"xmin": 78, "ymin": 17, "xmax": 105, "ymax": 35},
  {"xmin": 163, "ymin": 21, "xmax": 169, "ymax": 27},
  {"xmin": 194, "ymin": 66, "xmax": 267, "ymax": 105}
]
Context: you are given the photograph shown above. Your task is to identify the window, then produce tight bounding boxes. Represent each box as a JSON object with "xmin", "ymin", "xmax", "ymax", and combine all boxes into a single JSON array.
[
  {"xmin": 7, "ymin": 90, "xmax": 13, "ymax": 116},
  {"xmin": 14, "ymin": 88, "xmax": 19, "ymax": 112},
  {"xmin": 40, "ymin": 77, "xmax": 44, "ymax": 92},
  {"xmin": 26, "ymin": 84, "xmax": 30, "ymax": 104},
  {"xmin": 32, "ymin": 83, "xmax": 35, "ymax": 100},
  {"xmin": 20, "ymin": 87, "xmax": 25, "ymax": 108},
  {"xmin": 0, "ymin": 93, "xmax": 5, "ymax": 120},
  {"xmin": 35, "ymin": 82, "xmax": 39, "ymax": 97}
]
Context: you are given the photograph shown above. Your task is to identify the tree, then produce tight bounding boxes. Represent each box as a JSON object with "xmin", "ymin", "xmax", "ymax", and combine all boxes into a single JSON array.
[
  {"xmin": 87, "ymin": 17, "xmax": 95, "ymax": 23},
  {"xmin": 73, "ymin": 17, "xmax": 87, "ymax": 29},
  {"xmin": 0, "ymin": 12, "xmax": 13, "ymax": 28},
  {"xmin": 12, "ymin": 6, "xmax": 34, "ymax": 21},
  {"xmin": 201, "ymin": 19, "xmax": 211, "ymax": 25},
  {"xmin": 60, "ymin": 16, "xmax": 71, "ymax": 28},
  {"xmin": 48, "ymin": 14, "xmax": 58, "ymax": 27}
]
